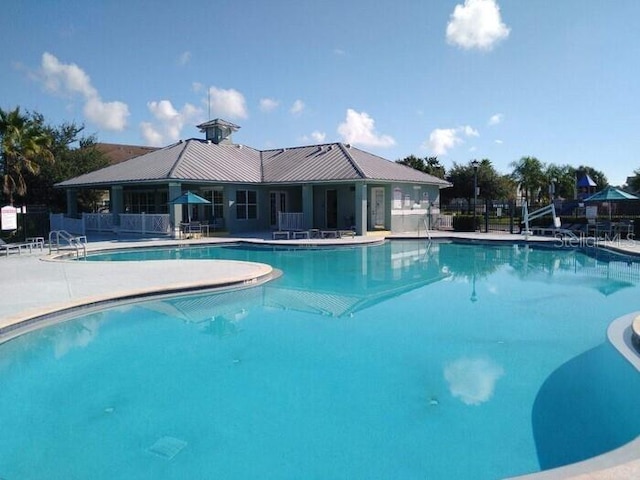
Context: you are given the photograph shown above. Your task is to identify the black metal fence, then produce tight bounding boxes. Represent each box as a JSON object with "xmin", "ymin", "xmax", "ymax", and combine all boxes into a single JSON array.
[{"xmin": 442, "ymin": 199, "xmax": 640, "ymax": 236}]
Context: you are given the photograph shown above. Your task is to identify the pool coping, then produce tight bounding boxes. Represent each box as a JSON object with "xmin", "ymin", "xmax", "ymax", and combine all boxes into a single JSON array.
[{"xmin": 506, "ymin": 312, "xmax": 640, "ymax": 480}]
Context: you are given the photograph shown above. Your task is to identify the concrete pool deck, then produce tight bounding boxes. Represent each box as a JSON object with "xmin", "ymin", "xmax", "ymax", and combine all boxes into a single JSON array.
[{"xmin": 1, "ymin": 231, "xmax": 639, "ymax": 479}]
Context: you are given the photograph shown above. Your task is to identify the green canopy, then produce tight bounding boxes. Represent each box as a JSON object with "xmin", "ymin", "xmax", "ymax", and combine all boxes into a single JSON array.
[{"xmin": 583, "ymin": 186, "xmax": 638, "ymax": 202}]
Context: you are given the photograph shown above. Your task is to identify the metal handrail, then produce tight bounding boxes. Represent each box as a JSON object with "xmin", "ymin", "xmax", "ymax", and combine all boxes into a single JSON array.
[{"xmin": 48, "ymin": 230, "xmax": 87, "ymax": 259}]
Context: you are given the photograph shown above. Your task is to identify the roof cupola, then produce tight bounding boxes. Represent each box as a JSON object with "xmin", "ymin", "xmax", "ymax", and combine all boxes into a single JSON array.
[{"xmin": 196, "ymin": 119, "xmax": 240, "ymax": 144}]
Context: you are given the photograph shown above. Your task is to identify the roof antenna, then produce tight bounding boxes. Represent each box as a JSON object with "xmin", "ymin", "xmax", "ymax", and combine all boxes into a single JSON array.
[{"xmin": 207, "ymin": 87, "xmax": 211, "ymax": 120}]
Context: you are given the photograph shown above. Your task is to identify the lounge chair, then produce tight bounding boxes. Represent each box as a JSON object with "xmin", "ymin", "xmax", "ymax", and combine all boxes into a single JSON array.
[{"xmin": 0, "ymin": 238, "xmax": 33, "ymax": 257}]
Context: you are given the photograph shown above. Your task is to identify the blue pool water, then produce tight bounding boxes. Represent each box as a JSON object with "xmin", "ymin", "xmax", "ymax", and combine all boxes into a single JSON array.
[{"xmin": 1, "ymin": 241, "xmax": 640, "ymax": 479}]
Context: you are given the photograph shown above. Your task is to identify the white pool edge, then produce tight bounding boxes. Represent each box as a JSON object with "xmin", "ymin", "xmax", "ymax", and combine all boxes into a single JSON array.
[{"xmin": 507, "ymin": 311, "xmax": 640, "ymax": 480}]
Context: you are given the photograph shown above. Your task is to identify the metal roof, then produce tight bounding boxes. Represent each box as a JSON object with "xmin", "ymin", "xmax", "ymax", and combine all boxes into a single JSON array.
[{"xmin": 57, "ymin": 139, "xmax": 451, "ymax": 188}]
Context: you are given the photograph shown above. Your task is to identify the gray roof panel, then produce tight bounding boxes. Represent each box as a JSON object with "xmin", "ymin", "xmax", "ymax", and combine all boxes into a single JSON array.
[
  {"xmin": 346, "ymin": 145, "xmax": 451, "ymax": 185},
  {"xmin": 57, "ymin": 139, "xmax": 451, "ymax": 188}
]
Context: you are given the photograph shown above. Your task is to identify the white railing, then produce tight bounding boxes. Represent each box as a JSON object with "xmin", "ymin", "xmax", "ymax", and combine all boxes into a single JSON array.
[
  {"xmin": 50, "ymin": 213, "xmax": 171, "ymax": 236},
  {"xmin": 119, "ymin": 213, "xmax": 171, "ymax": 235},
  {"xmin": 83, "ymin": 213, "xmax": 114, "ymax": 232},
  {"xmin": 436, "ymin": 215, "xmax": 453, "ymax": 229},
  {"xmin": 278, "ymin": 212, "xmax": 304, "ymax": 231},
  {"xmin": 49, "ymin": 213, "xmax": 86, "ymax": 235}
]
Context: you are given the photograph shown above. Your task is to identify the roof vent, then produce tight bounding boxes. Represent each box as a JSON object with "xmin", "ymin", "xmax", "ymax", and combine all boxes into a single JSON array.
[{"xmin": 345, "ymin": 143, "xmax": 351, "ymax": 149}]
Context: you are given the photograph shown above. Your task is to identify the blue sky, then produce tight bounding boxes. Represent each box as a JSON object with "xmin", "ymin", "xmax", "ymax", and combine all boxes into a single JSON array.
[{"xmin": 2, "ymin": 0, "xmax": 639, "ymax": 186}]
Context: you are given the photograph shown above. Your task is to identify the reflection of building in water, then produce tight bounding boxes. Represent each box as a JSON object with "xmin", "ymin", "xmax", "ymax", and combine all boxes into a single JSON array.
[
  {"xmin": 140, "ymin": 243, "xmax": 640, "ymax": 327},
  {"xmin": 509, "ymin": 245, "xmax": 640, "ymax": 296},
  {"xmin": 143, "ymin": 287, "xmax": 264, "ymax": 336},
  {"xmin": 263, "ymin": 241, "xmax": 450, "ymax": 317},
  {"xmin": 144, "ymin": 241, "xmax": 451, "ymax": 322}
]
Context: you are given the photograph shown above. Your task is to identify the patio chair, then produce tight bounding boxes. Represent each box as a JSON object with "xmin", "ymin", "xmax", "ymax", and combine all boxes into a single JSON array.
[{"xmin": 0, "ymin": 238, "xmax": 31, "ymax": 257}]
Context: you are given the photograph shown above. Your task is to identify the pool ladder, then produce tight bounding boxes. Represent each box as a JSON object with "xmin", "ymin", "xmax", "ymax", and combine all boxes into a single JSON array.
[
  {"xmin": 48, "ymin": 230, "xmax": 88, "ymax": 259},
  {"xmin": 423, "ymin": 217, "xmax": 432, "ymax": 242}
]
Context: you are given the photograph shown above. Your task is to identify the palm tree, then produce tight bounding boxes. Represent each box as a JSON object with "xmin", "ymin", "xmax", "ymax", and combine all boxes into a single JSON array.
[
  {"xmin": 510, "ymin": 156, "xmax": 546, "ymax": 204},
  {"xmin": 0, "ymin": 107, "xmax": 53, "ymax": 205}
]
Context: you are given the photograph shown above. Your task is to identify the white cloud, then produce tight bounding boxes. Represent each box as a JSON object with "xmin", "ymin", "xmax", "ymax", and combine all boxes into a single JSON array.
[
  {"xmin": 488, "ymin": 113, "xmax": 504, "ymax": 126},
  {"xmin": 310, "ymin": 131, "xmax": 326, "ymax": 143},
  {"xmin": 178, "ymin": 51, "xmax": 191, "ymax": 66},
  {"xmin": 140, "ymin": 100, "xmax": 201, "ymax": 146},
  {"xmin": 446, "ymin": 0, "xmax": 510, "ymax": 51},
  {"xmin": 337, "ymin": 109, "xmax": 395, "ymax": 148},
  {"xmin": 259, "ymin": 98, "xmax": 279, "ymax": 113},
  {"xmin": 425, "ymin": 125, "xmax": 478, "ymax": 155},
  {"xmin": 462, "ymin": 125, "xmax": 479, "ymax": 137},
  {"xmin": 39, "ymin": 52, "xmax": 129, "ymax": 131},
  {"xmin": 427, "ymin": 128, "xmax": 461, "ymax": 155},
  {"xmin": 140, "ymin": 122, "xmax": 164, "ymax": 146},
  {"xmin": 84, "ymin": 98, "xmax": 129, "ymax": 131},
  {"xmin": 444, "ymin": 357, "xmax": 504, "ymax": 405},
  {"xmin": 290, "ymin": 99, "xmax": 305, "ymax": 116},
  {"xmin": 41, "ymin": 52, "xmax": 96, "ymax": 97},
  {"xmin": 301, "ymin": 130, "xmax": 327, "ymax": 143},
  {"xmin": 208, "ymin": 86, "xmax": 248, "ymax": 119},
  {"xmin": 495, "ymin": 139, "xmax": 503, "ymax": 144}
]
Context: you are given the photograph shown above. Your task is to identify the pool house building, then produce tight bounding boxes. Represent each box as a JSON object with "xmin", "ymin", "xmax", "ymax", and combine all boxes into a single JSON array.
[{"xmin": 55, "ymin": 119, "xmax": 451, "ymax": 238}]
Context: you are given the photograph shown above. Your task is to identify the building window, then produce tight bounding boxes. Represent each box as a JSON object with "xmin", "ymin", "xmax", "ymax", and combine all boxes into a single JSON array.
[
  {"xmin": 124, "ymin": 191, "xmax": 167, "ymax": 214},
  {"xmin": 236, "ymin": 190, "xmax": 257, "ymax": 220},
  {"xmin": 203, "ymin": 189, "xmax": 224, "ymax": 220}
]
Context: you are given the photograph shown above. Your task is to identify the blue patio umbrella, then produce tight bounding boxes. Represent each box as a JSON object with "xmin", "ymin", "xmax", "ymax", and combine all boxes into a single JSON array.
[{"xmin": 170, "ymin": 191, "xmax": 211, "ymax": 222}]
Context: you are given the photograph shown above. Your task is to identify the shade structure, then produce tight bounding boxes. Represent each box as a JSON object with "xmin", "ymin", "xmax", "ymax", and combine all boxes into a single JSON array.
[
  {"xmin": 170, "ymin": 191, "xmax": 211, "ymax": 222},
  {"xmin": 583, "ymin": 186, "xmax": 638, "ymax": 220},
  {"xmin": 583, "ymin": 186, "xmax": 639, "ymax": 202}
]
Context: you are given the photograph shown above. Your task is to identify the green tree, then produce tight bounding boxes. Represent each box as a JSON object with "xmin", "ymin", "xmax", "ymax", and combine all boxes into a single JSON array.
[
  {"xmin": 0, "ymin": 107, "xmax": 54, "ymax": 205},
  {"xmin": 628, "ymin": 168, "xmax": 640, "ymax": 192},
  {"xmin": 424, "ymin": 157, "xmax": 446, "ymax": 179},
  {"xmin": 396, "ymin": 154, "xmax": 425, "ymax": 171},
  {"xmin": 510, "ymin": 156, "xmax": 546, "ymax": 203},
  {"xmin": 544, "ymin": 164, "xmax": 577, "ymax": 201},
  {"xmin": 23, "ymin": 121, "xmax": 109, "ymax": 212},
  {"xmin": 396, "ymin": 155, "xmax": 446, "ymax": 179},
  {"xmin": 444, "ymin": 159, "xmax": 513, "ymax": 204}
]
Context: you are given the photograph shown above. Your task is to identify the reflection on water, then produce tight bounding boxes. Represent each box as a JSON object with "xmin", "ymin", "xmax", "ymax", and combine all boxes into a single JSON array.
[{"xmin": 444, "ymin": 357, "xmax": 505, "ymax": 406}]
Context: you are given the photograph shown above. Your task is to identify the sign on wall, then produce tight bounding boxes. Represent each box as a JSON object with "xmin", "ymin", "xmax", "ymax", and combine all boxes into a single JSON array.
[{"xmin": 1, "ymin": 205, "xmax": 18, "ymax": 231}]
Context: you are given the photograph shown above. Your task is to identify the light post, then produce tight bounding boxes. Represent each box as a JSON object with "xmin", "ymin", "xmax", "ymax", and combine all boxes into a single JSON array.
[
  {"xmin": 471, "ymin": 160, "xmax": 479, "ymax": 231},
  {"xmin": 549, "ymin": 177, "xmax": 556, "ymax": 203}
]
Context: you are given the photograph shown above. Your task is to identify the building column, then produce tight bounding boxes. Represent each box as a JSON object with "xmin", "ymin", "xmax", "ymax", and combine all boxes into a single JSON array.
[
  {"xmin": 168, "ymin": 182, "xmax": 183, "ymax": 238},
  {"xmin": 302, "ymin": 184, "xmax": 313, "ymax": 229},
  {"xmin": 355, "ymin": 182, "xmax": 367, "ymax": 236},
  {"xmin": 110, "ymin": 185, "xmax": 123, "ymax": 227},
  {"xmin": 66, "ymin": 189, "xmax": 78, "ymax": 217}
]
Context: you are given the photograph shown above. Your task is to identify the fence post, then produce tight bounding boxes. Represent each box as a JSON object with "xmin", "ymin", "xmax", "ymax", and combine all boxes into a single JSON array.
[{"xmin": 509, "ymin": 200, "xmax": 515, "ymax": 234}]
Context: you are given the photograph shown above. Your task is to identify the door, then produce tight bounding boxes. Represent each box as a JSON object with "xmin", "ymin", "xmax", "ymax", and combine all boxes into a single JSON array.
[
  {"xmin": 370, "ymin": 187, "xmax": 385, "ymax": 229},
  {"xmin": 270, "ymin": 191, "xmax": 287, "ymax": 229},
  {"xmin": 326, "ymin": 189, "xmax": 338, "ymax": 229}
]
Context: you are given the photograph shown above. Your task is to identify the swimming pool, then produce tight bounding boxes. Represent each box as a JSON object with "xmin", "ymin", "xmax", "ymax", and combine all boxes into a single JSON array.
[{"xmin": 1, "ymin": 240, "xmax": 639, "ymax": 479}]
